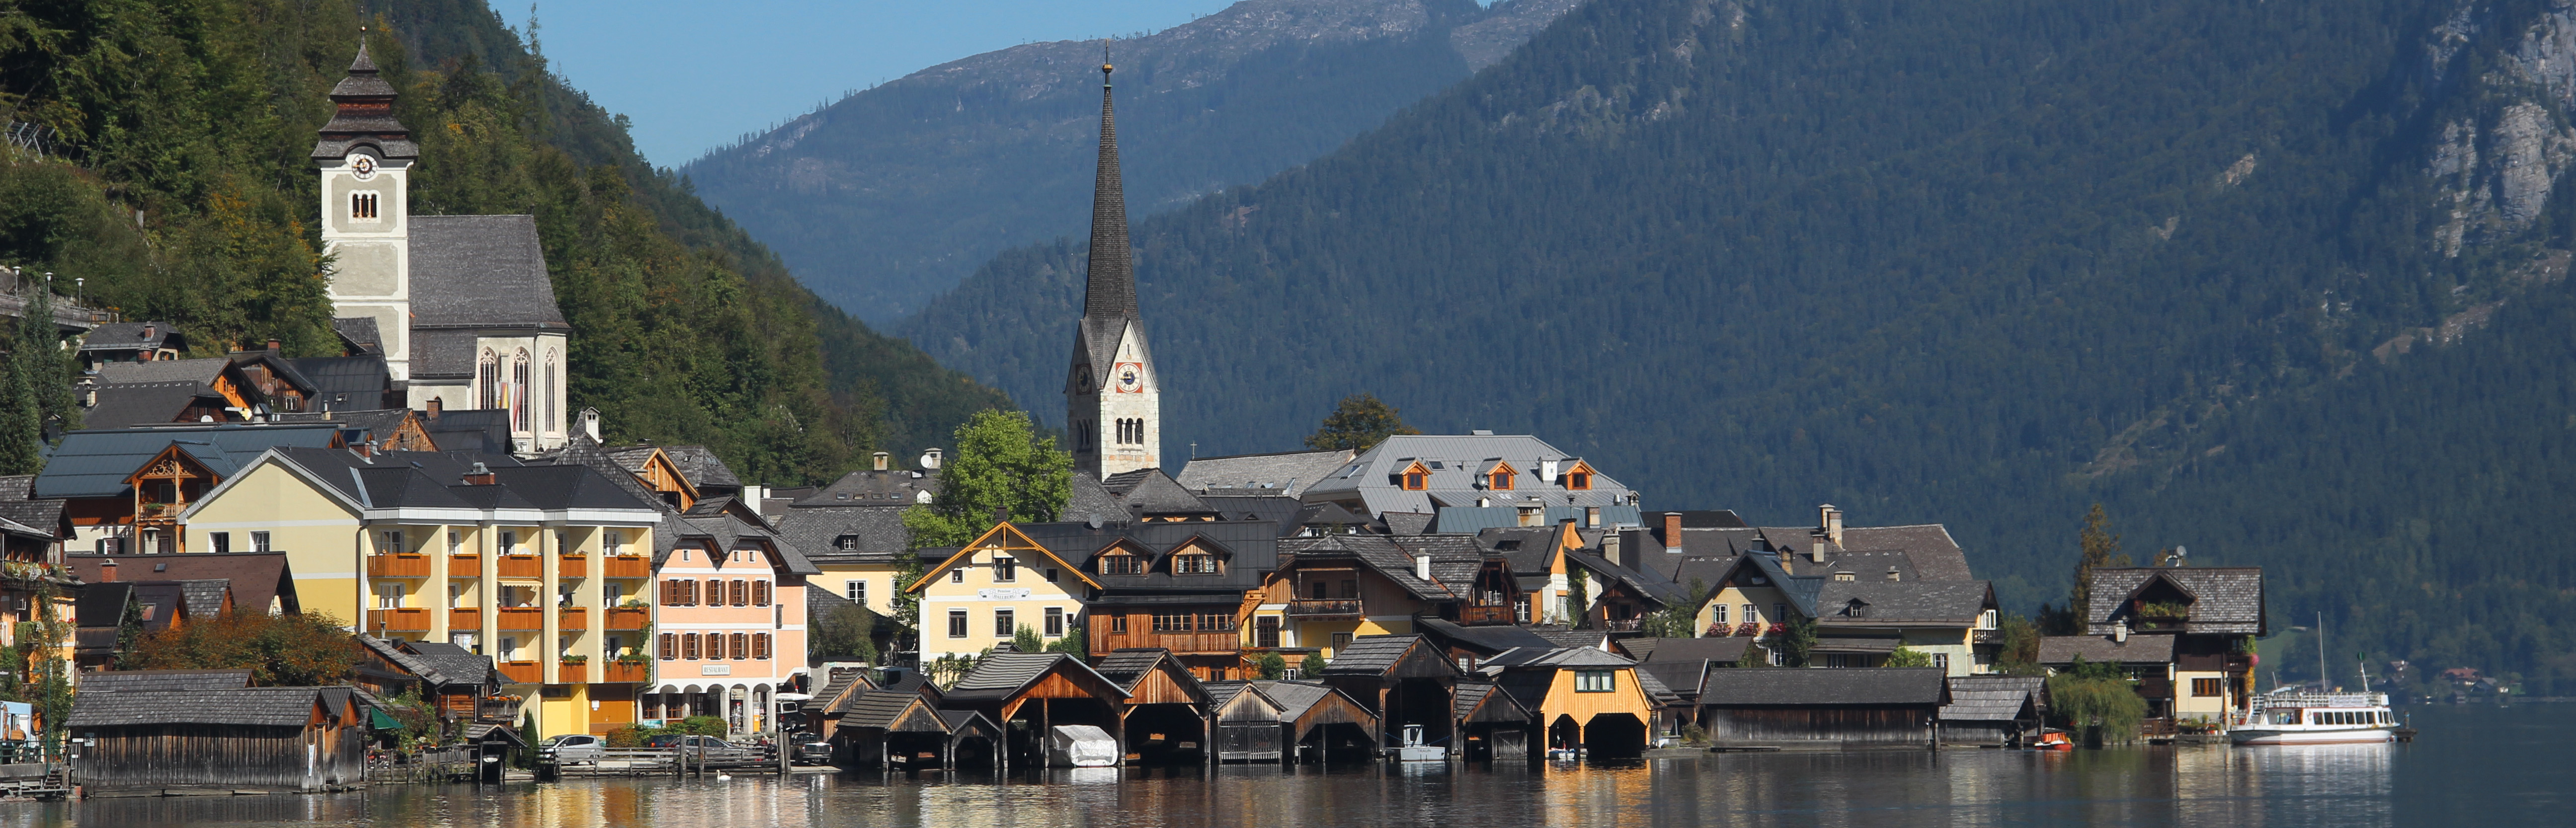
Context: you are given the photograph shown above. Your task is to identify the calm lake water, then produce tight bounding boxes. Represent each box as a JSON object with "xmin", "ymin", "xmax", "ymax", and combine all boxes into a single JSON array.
[{"xmin": 4, "ymin": 705, "xmax": 2563, "ymax": 827}]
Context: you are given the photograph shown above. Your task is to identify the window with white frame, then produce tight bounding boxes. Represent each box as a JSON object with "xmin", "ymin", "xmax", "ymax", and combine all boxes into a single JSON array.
[
  {"xmin": 846, "ymin": 580, "xmax": 865, "ymax": 606},
  {"xmin": 250, "ymin": 531, "xmax": 271, "ymax": 553}
]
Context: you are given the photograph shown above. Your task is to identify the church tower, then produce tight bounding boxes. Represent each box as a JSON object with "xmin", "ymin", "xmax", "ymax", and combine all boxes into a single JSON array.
[
  {"xmin": 1066, "ymin": 62, "xmax": 1160, "ymax": 476},
  {"xmin": 313, "ymin": 40, "xmax": 418, "ymax": 382}
]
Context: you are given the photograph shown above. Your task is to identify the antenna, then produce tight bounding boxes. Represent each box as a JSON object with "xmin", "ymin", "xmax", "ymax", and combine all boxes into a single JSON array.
[{"xmin": 2317, "ymin": 611, "xmax": 2329, "ymax": 692}]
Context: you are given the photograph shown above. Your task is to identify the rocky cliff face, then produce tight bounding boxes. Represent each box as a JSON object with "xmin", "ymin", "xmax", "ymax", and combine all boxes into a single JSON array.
[
  {"xmin": 687, "ymin": 0, "xmax": 1587, "ymax": 321},
  {"xmin": 2429, "ymin": 0, "xmax": 2576, "ymax": 255}
]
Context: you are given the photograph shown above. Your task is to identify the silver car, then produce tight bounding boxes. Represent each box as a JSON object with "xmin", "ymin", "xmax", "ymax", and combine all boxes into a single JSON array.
[{"xmin": 539, "ymin": 734, "xmax": 605, "ymax": 765}]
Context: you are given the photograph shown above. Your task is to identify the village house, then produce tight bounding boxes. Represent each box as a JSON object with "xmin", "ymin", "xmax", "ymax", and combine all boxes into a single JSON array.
[
  {"xmin": 1479, "ymin": 645, "xmax": 1657, "ymax": 758},
  {"xmin": 1019, "ymin": 519, "xmax": 1278, "ymax": 680},
  {"xmin": 170, "ymin": 445, "xmax": 663, "ymax": 738},
  {"xmin": 907, "ymin": 522, "xmax": 1099, "ymax": 664},
  {"xmin": 353, "ymin": 635, "xmax": 513, "ymax": 728},
  {"xmin": 774, "ymin": 452, "xmax": 927, "ymax": 647},
  {"xmin": 72, "ymin": 321, "xmax": 186, "ymax": 370},
  {"xmin": 644, "ymin": 499, "xmax": 816, "ymax": 736},
  {"xmin": 76, "ymin": 354, "xmax": 319, "ymax": 429},
  {"xmin": 1296, "ymin": 434, "xmax": 1640, "ymax": 525},
  {"xmin": 1248, "ymin": 533, "xmax": 1512, "ymax": 662},
  {"xmin": 0, "ymin": 475, "xmax": 77, "ymax": 660},
  {"xmin": 30, "ymin": 423, "xmax": 348, "ymax": 555},
  {"xmin": 1696, "ymin": 668, "xmax": 1950, "ymax": 748},
  {"xmin": 1684, "ymin": 513, "xmax": 1999, "ymax": 675},
  {"xmin": 2047, "ymin": 565, "xmax": 2266, "ymax": 731}
]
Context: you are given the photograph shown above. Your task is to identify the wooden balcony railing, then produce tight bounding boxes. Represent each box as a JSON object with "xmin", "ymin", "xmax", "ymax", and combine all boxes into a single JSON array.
[
  {"xmin": 137, "ymin": 503, "xmax": 184, "ymax": 520},
  {"xmin": 1287, "ymin": 600, "xmax": 1363, "ymax": 619},
  {"xmin": 606, "ymin": 607, "xmax": 649, "ymax": 631},
  {"xmin": 558, "ymin": 663, "xmax": 588, "ymax": 683},
  {"xmin": 1458, "ymin": 604, "xmax": 1514, "ymax": 625},
  {"xmin": 1093, "ymin": 631, "xmax": 1237, "ymax": 655},
  {"xmin": 497, "ymin": 556, "xmax": 543, "ymax": 579},
  {"xmin": 603, "ymin": 661, "xmax": 650, "ymax": 683},
  {"xmin": 496, "ymin": 607, "xmax": 544, "ymax": 631},
  {"xmin": 558, "ymin": 606, "xmax": 589, "ymax": 630},
  {"xmin": 559, "ymin": 555, "xmax": 587, "ymax": 579},
  {"xmin": 497, "ymin": 661, "xmax": 541, "ymax": 684},
  {"xmin": 450, "ymin": 608, "xmax": 481, "ymax": 630},
  {"xmin": 1600, "ymin": 618, "xmax": 1643, "ymax": 633},
  {"xmin": 450, "ymin": 553, "xmax": 480, "ymax": 573},
  {"xmin": 366, "ymin": 607, "xmax": 430, "ymax": 632},
  {"xmin": 604, "ymin": 556, "xmax": 649, "ymax": 579},
  {"xmin": 367, "ymin": 553, "xmax": 430, "ymax": 577}
]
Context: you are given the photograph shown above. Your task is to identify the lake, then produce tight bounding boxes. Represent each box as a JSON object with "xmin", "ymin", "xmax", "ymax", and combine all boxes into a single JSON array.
[{"xmin": 5, "ymin": 705, "xmax": 2563, "ymax": 827}]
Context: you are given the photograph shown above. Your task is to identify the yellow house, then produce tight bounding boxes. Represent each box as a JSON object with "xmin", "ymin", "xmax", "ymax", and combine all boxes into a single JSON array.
[
  {"xmin": 906, "ymin": 523, "xmax": 1098, "ymax": 664},
  {"xmin": 1249, "ymin": 535, "xmax": 1465, "ymax": 662},
  {"xmin": 1485, "ymin": 647, "xmax": 1657, "ymax": 758},
  {"xmin": 1691, "ymin": 555, "xmax": 1998, "ymax": 676},
  {"xmin": 181, "ymin": 446, "xmax": 662, "ymax": 737},
  {"xmin": 774, "ymin": 503, "xmax": 911, "ymax": 629}
]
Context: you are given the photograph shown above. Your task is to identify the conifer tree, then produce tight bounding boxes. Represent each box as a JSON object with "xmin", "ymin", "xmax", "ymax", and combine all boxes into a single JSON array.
[{"xmin": 2067, "ymin": 504, "xmax": 2130, "ymax": 630}]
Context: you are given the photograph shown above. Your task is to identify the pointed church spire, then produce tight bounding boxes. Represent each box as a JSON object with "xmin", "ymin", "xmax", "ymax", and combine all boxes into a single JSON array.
[
  {"xmin": 1083, "ymin": 61, "xmax": 1137, "ymax": 319},
  {"xmin": 349, "ymin": 38, "xmax": 379, "ymax": 74}
]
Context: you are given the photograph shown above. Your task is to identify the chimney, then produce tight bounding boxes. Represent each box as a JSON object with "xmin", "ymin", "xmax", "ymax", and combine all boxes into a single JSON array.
[
  {"xmin": 266, "ymin": 338, "xmax": 281, "ymax": 353},
  {"xmin": 1414, "ymin": 555, "xmax": 1432, "ymax": 583},
  {"xmin": 1585, "ymin": 506, "xmax": 1601, "ymax": 528},
  {"xmin": 872, "ymin": 451, "xmax": 890, "ymax": 472},
  {"xmin": 99, "ymin": 558, "xmax": 117, "ymax": 582},
  {"xmin": 2114, "ymin": 620, "xmax": 2129, "ymax": 644},
  {"xmin": 426, "ymin": 397, "xmax": 443, "ymax": 420},
  {"xmin": 920, "ymin": 448, "xmax": 944, "ymax": 470},
  {"xmin": 1885, "ymin": 567, "xmax": 1901, "ymax": 582},
  {"xmin": 1517, "ymin": 504, "xmax": 1542, "ymax": 527},
  {"xmin": 463, "ymin": 462, "xmax": 496, "ymax": 486},
  {"xmin": 1819, "ymin": 504, "xmax": 1845, "ymax": 546},
  {"xmin": 1662, "ymin": 512, "xmax": 1683, "ymax": 551},
  {"xmin": 991, "ymin": 507, "xmax": 1010, "ymax": 525},
  {"xmin": 1601, "ymin": 531, "xmax": 1623, "ymax": 567},
  {"xmin": 579, "ymin": 407, "xmax": 601, "ymax": 442},
  {"xmin": 1540, "ymin": 459, "xmax": 1560, "ymax": 482}
]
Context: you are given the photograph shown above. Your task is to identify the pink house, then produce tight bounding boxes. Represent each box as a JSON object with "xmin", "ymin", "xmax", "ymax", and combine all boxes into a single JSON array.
[{"xmin": 644, "ymin": 507, "xmax": 814, "ymax": 737}]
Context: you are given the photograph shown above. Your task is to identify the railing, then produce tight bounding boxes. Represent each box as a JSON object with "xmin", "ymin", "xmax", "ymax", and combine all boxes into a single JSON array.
[
  {"xmin": 1130, "ymin": 631, "xmax": 1239, "ymax": 654},
  {"xmin": 450, "ymin": 607, "xmax": 482, "ymax": 630},
  {"xmin": 559, "ymin": 663, "xmax": 588, "ymax": 683},
  {"xmin": 604, "ymin": 556, "xmax": 650, "ymax": 579},
  {"xmin": 1600, "ymin": 618, "xmax": 1642, "ymax": 632},
  {"xmin": 606, "ymin": 607, "xmax": 649, "ymax": 630},
  {"xmin": 497, "ymin": 607, "xmax": 543, "ymax": 630},
  {"xmin": 1973, "ymin": 629, "xmax": 2000, "ymax": 644},
  {"xmin": 367, "ymin": 607, "xmax": 430, "ymax": 632},
  {"xmin": 1458, "ymin": 604, "xmax": 1514, "ymax": 625},
  {"xmin": 369, "ymin": 553, "xmax": 430, "ymax": 577},
  {"xmin": 1287, "ymin": 600, "xmax": 1363, "ymax": 618},
  {"xmin": 603, "ymin": 661, "xmax": 651, "ymax": 683},
  {"xmin": 559, "ymin": 606, "xmax": 589, "ymax": 630},
  {"xmin": 498, "ymin": 661, "xmax": 542, "ymax": 684},
  {"xmin": 498, "ymin": 556, "xmax": 543, "ymax": 579},
  {"xmin": 559, "ymin": 555, "xmax": 587, "ymax": 578},
  {"xmin": 450, "ymin": 553, "xmax": 480, "ymax": 573},
  {"xmin": 136, "ymin": 503, "xmax": 184, "ymax": 519}
]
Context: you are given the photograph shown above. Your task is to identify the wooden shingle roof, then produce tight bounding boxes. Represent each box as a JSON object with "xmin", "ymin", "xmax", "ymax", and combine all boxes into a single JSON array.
[
  {"xmin": 1940, "ymin": 676, "xmax": 2045, "ymax": 722},
  {"xmin": 1697, "ymin": 668, "xmax": 1948, "ymax": 706},
  {"xmin": 67, "ymin": 686, "xmax": 346, "ymax": 728}
]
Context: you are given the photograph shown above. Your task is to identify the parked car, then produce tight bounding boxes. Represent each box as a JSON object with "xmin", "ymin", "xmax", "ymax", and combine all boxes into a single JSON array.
[
  {"xmin": 795, "ymin": 740, "xmax": 833, "ymax": 765},
  {"xmin": 538, "ymin": 734, "xmax": 605, "ymax": 765}
]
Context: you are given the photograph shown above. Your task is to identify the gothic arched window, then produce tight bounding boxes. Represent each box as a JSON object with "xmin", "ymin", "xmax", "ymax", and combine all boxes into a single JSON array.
[
  {"xmin": 512, "ymin": 350, "xmax": 532, "ymax": 434},
  {"xmin": 543, "ymin": 349, "xmax": 560, "ymax": 433},
  {"xmin": 477, "ymin": 350, "xmax": 501, "ymax": 409}
]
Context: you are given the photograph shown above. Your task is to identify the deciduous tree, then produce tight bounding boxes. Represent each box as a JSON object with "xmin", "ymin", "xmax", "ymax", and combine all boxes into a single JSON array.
[
  {"xmin": 902, "ymin": 409, "xmax": 1072, "ymax": 547},
  {"xmin": 1303, "ymin": 393, "xmax": 1419, "ymax": 452}
]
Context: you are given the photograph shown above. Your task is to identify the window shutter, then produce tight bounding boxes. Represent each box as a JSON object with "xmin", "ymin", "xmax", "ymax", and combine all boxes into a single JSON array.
[
  {"xmin": 753, "ymin": 633, "xmax": 770, "ymax": 660},
  {"xmin": 680, "ymin": 633, "xmax": 697, "ymax": 660},
  {"xmin": 658, "ymin": 633, "xmax": 675, "ymax": 660},
  {"xmin": 753, "ymin": 580, "xmax": 771, "ymax": 606},
  {"xmin": 730, "ymin": 633, "xmax": 748, "ymax": 660},
  {"xmin": 731, "ymin": 580, "xmax": 748, "ymax": 606}
]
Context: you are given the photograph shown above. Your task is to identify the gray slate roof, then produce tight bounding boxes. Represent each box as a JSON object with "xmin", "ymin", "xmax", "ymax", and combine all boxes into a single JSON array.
[
  {"xmin": 797, "ymin": 468, "xmax": 938, "ymax": 507},
  {"xmin": 1616, "ymin": 637, "xmax": 1751, "ymax": 665},
  {"xmin": 35, "ymin": 425, "xmax": 344, "ymax": 499},
  {"xmin": 405, "ymin": 215, "xmax": 567, "ymax": 381},
  {"xmin": 78, "ymin": 321, "xmax": 184, "ymax": 355},
  {"xmin": 1299, "ymin": 435, "xmax": 1635, "ymax": 516},
  {"xmin": 0, "ymin": 475, "xmax": 66, "ymax": 537},
  {"xmin": 1941, "ymin": 676, "xmax": 2045, "ymax": 722},
  {"xmin": 1244, "ymin": 680, "xmax": 1344, "ymax": 720},
  {"xmin": 1279, "ymin": 534, "xmax": 1450, "ymax": 601},
  {"xmin": 288, "ymin": 357, "xmax": 394, "ymax": 411},
  {"xmin": 2036, "ymin": 634, "xmax": 2176, "ymax": 666},
  {"xmin": 1815, "ymin": 580, "xmax": 1995, "ymax": 626},
  {"xmin": 332, "ymin": 317, "xmax": 383, "ymax": 354},
  {"xmin": 1697, "ymin": 668, "xmax": 1950, "ymax": 706},
  {"xmin": 1175, "ymin": 449, "xmax": 1354, "ymax": 497},
  {"xmin": 945, "ymin": 652, "xmax": 1127, "ymax": 704},
  {"xmin": 1319, "ymin": 635, "xmax": 1438, "ymax": 676},
  {"xmin": 1416, "ymin": 617, "xmax": 1556, "ymax": 654},
  {"xmin": 67, "ymin": 686, "xmax": 347, "ymax": 728},
  {"xmin": 776, "ymin": 506, "xmax": 909, "ymax": 565},
  {"xmin": 75, "ymin": 669, "xmax": 252, "ymax": 694},
  {"xmin": 659, "ymin": 445, "xmax": 741, "ymax": 489},
  {"xmin": 2084, "ymin": 567, "xmax": 2266, "ymax": 635}
]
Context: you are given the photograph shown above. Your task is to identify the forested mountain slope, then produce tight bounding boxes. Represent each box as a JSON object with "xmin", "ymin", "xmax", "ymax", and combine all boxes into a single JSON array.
[
  {"xmin": 902, "ymin": 0, "xmax": 2576, "ymax": 690},
  {"xmin": 682, "ymin": 0, "xmax": 1584, "ymax": 322},
  {"xmin": 0, "ymin": 0, "xmax": 1007, "ymax": 477}
]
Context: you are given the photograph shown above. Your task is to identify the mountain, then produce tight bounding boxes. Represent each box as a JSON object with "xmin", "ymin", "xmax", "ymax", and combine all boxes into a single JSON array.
[
  {"xmin": 0, "ymin": 0, "xmax": 1007, "ymax": 480},
  {"xmin": 681, "ymin": 0, "xmax": 1585, "ymax": 322},
  {"xmin": 900, "ymin": 0, "xmax": 2576, "ymax": 691}
]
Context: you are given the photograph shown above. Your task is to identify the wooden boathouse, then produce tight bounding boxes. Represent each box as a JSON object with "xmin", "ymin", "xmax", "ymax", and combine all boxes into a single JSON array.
[
  {"xmin": 1937, "ymin": 676, "xmax": 2046, "ymax": 747},
  {"xmin": 1093, "ymin": 648, "xmax": 1215, "ymax": 764},
  {"xmin": 1697, "ymin": 668, "xmax": 1949, "ymax": 748},
  {"xmin": 1451, "ymin": 680, "xmax": 1534, "ymax": 760},
  {"xmin": 939, "ymin": 652, "xmax": 1131, "ymax": 768},
  {"xmin": 1319, "ymin": 635, "xmax": 1459, "ymax": 755},
  {"xmin": 67, "ymin": 680, "xmax": 366, "ymax": 792},
  {"xmin": 1206, "ymin": 680, "xmax": 1378, "ymax": 763},
  {"xmin": 836, "ymin": 675, "xmax": 1001, "ymax": 771}
]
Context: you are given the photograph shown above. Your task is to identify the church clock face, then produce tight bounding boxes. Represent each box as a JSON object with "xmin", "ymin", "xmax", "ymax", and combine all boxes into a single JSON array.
[
  {"xmin": 1113, "ymin": 362, "xmax": 1143, "ymax": 393},
  {"xmin": 350, "ymin": 154, "xmax": 378, "ymax": 180}
]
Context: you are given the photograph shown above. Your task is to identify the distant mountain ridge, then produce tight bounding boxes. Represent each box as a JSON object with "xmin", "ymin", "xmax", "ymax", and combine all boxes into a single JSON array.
[
  {"xmin": 682, "ymin": 0, "xmax": 1585, "ymax": 321},
  {"xmin": 896, "ymin": 0, "xmax": 2576, "ymax": 691}
]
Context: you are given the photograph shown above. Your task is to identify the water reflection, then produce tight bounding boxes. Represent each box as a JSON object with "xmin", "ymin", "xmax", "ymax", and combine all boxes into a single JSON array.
[{"xmin": 28, "ymin": 707, "xmax": 2567, "ymax": 828}]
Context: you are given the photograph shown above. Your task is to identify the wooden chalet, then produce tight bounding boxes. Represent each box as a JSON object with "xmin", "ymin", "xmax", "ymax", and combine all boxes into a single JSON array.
[
  {"xmin": 1205, "ymin": 680, "xmax": 1378, "ymax": 763},
  {"xmin": 353, "ymin": 636, "xmax": 513, "ymax": 726},
  {"xmin": 1093, "ymin": 648, "xmax": 1215, "ymax": 764},
  {"xmin": 1317, "ymin": 635, "xmax": 1461, "ymax": 754},
  {"xmin": 1696, "ymin": 667, "xmax": 1948, "ymax": 748},
  {"xmin": 1938, "ymin": 675, "xmax": 2046, "ymax": 747},
  {"xmin": 834, "ymin": 675, "xmax": 1000, "ymax": 771},
  {"xmin": 65, "ymin": 680, "xmax": 365, "ymax": 792},
  {"xmin": 1450, "ymin": 680, "xmax": 1534, "ymax": 760},
  {"xmin": 798, "ymin": 665, "xmax": 878, "ymax": 739},
  {"xmin": 938, "ymin": 652, "xmax": 1131, "ymax": 769}
]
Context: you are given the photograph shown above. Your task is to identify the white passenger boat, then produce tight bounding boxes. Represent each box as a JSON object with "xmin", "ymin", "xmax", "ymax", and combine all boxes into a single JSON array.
[{"xmin": 2228, "ymin": 690, "xmax": 2397, "ymax": 746}]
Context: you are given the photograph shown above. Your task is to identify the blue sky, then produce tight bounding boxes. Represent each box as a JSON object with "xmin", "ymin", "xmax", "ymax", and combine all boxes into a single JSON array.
[{"xmin": 531, "ymin": 0, "xmax": 1242, "ymax": 167}]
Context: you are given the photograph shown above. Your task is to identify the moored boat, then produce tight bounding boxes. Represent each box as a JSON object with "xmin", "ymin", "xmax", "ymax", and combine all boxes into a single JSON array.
[{"xmin": 2228, "ymin": 690, "xmax": 2397, "ymax": 746}]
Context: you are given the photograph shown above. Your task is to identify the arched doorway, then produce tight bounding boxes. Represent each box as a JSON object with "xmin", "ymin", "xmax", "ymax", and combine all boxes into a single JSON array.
[
  {"xmin": 1548, "ymin": 714, "xmax": 1582, "ymax": 754},
  {"xmin": 1582, "ymin": 713, "xmax": 1648, "ymax": 759}
]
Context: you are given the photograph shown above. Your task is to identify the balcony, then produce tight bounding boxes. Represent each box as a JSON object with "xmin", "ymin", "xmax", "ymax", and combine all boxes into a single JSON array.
[
  {"xmin": 1458, "ymin": 604, "xmax": 1514, "ymax": 625},
  {"xmin": 1600, "ymin": 618, "xmax": 1643, "ymax": 633},
  {"xmin": 558, "ymin": 663, "xmax": 588, "ymax": 683},
  {"xmin": 559, "ymin": 555, "xmax": 587, "ymax": 579},
  {"xmin": 1974, "ymin": 629, "xmax": 2000, "ymax": 645},
  {"xmin": 368, "ymin": 554, "xmax": 430, "ymax": 578},
  {"xmin": 497, "ymin": 607, "xmax": 543, "ymax": 631},
  {"xmin": 450, "ymin": 608, "xmax": 481, "ymax": 630},
  {"xmin": 603, "ymin": 661, "xmax": 650, "ymax": 683},
  {"xmin": 1287, "ymin": 600, "xmax": 1363, "ymax": 619},
  {"xmin": 558, "ymin": 606, "xmax": 588, "ymax": 630},
  {"xmin": 604, "ymin": 556, "xmax": 649, "ymax": 579},
  {"xmin": 498, "ymin": 661, "xmax": 541, "ymax": 684},
  {"xmin": 450, "ymin": 553, "xmax": 480, "ymax": 573},
  {"xmin": 1136, "ymin": 631, "xmax": 1239, "ymax": 654},
  {"xmin": 605, "ymin": 607, "xmax": 648, "ymax": 631},
  {"xmin": 365, "ymin": 607, "xmax": 430, "ymax": 632},
  {"xmin": 497, "ymin": 555, "xmax": 543, "ymax": 579},
  {"xmin": 137, "ymin": 503, "xmax": 185, "ymax": 520}
]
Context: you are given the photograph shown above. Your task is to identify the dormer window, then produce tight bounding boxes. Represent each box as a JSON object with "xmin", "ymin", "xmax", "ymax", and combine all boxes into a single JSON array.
[
  {"xmin": 1487, "ymin": 464, "xmax": 1515, "ymax": 491},
  {"xmin": 1400, "ymin": 461, "xmax": 1430, "ymax": 491},
  {"xmin": 1562, "ymin": 461, "xmax": 1595, "ymax": 491},
  {"xmin": 1833, "ymin": 572, "xmax": 1855, "ymax": 582},
  {"xmin": 1172, "ymin": 553, "xmax": 1218, "ymax": 575},
  {"xmin": 834, "ymin": 535, "xmax": 860, "ymax": 551},
  {"xmin": 1099, "ymin": 553, "xmax": 1142, "ymax": 576},
  {"xmin": 1843, "ymin": 599, "xmax": 1869, "ymax": 618}
]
